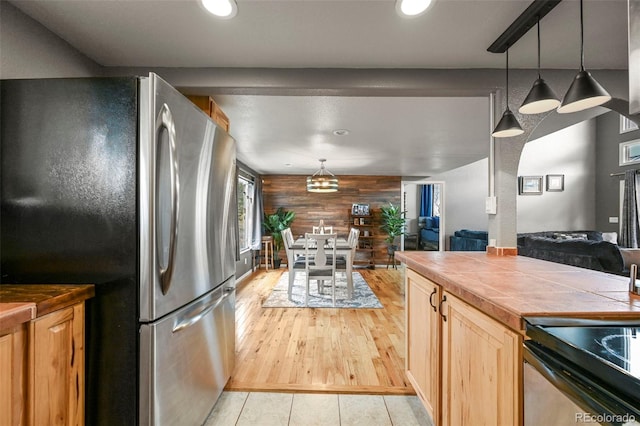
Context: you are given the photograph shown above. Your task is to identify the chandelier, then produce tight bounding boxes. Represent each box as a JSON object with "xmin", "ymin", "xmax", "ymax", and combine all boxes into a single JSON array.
[{"xmin": 306, "ymin": 159, "xmax": 339, "ymax": 193}]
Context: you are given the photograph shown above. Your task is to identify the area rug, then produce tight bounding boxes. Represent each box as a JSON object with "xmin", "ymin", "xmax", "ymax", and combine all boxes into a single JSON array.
[{"xmin": 262, "ymin": 272, "xmax": 383, "ymax": 308}]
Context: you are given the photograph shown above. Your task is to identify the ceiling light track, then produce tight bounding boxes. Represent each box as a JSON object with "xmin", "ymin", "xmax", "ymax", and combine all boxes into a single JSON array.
[{"xmin": 487, "ymin": 0, "xmax": 562, "ymax": 54}]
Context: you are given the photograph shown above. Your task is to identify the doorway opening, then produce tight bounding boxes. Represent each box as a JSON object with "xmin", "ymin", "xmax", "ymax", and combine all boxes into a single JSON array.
[{"xmin": 401, "ymin": 180, "xmax": 445, "ymax": 251}]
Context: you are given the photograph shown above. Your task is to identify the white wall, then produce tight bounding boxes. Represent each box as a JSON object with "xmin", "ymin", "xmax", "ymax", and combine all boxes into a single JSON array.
[
  {"xmin": 429, "ymin": 158, "xmax": 489, "ymax": 247},
  {"xmin": 0, "ymin": 2, "xmax": 102, "ymax": 78},
  {"xmin": 404, "ymin": 184, "xmax": 419, "ymax": 233},
  {"xmin": 517, "ymin": 120, "xmax": 597, "ymax": 233}
]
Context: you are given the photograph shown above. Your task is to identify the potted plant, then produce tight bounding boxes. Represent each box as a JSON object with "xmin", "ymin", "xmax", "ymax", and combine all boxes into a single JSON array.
[
  {"xmin": 380, "ymin": 202, "xmax": 406, "ymax": 252},
  {"xmin": 263, "ymin": 207, "xmax": 296, "ymax": 268}
]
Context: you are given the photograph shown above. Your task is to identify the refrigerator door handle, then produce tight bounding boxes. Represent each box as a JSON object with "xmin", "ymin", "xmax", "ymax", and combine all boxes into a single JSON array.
[
  {"xmin": 172, "ymin": 290, "xmax": 233, "ymax": 333},
  {"xmin": 156, "ymin": 103, "xmax": 180, "ymax": 295}
]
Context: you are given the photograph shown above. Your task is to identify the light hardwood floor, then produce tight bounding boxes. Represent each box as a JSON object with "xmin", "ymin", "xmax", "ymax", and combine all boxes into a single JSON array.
[{"xmin": 226, "ymin": 268, "xmax": 415, "ymax": 395}]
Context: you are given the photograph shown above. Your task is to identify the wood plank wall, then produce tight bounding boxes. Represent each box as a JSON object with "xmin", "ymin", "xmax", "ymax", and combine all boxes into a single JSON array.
[{"xmin": 262, "ymin": 175, "xmax": 401, "ymax": 265}]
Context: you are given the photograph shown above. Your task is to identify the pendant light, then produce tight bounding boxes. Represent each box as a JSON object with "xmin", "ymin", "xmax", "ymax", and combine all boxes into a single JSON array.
[
  {"xmin": 492, "ymin": 49, "xmax": 524, "ymax": 138},
  {"xmin": 519, "ymin": 17, "xmax": 560, "ymax": 114},
  {"xmin": 306, "ymin": 159, "xmax": 339, "ymax": 193},
  {"xmin": 557, "ymin": 0, "xmax": 611, "ymax": 114}
]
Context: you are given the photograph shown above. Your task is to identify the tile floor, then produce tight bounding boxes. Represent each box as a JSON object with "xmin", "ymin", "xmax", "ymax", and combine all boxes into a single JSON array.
[{"xmin": 204, "ymin": 392, "xmax": 433, "ymax": 426}]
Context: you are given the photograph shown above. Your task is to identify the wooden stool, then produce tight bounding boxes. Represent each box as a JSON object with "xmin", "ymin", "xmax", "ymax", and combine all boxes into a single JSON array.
[{"xmin": 261, "ymin": 236, "xmax": 274, "ymax": 270}]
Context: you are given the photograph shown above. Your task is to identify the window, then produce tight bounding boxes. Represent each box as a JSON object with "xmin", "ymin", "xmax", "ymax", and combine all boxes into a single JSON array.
[{"xmin": 237, "ymin": 175, "xmax": 254, "ymax": 252}]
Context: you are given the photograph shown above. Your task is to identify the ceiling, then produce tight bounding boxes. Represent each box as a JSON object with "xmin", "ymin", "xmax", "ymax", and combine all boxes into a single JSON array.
[{"xmin": 9, "ymin": 0, "xmax": 631, "ymax": 175}]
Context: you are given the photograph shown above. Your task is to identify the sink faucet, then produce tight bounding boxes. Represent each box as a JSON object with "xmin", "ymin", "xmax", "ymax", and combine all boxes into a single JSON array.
[{"xmin": 630, "ymin": 264, "xmax": 639, "ymax": 296}]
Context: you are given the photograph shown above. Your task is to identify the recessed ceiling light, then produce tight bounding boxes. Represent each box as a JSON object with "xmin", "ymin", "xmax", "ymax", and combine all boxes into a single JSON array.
[
  {"xmin": 395, "ymin": 0, "xmax": 435, "ymax": 17},
  {"xmin": 332, "ymin": 129, "xmax": 350, "ymax": 136},
  {"xmin": 201, "ymin": 0, "xmax": 238, "ymax": 19}
]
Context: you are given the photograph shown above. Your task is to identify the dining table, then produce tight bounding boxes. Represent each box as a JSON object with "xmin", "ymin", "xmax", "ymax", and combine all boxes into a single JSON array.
[{"xmin": 290, "ymin": 236, "xmax": 354, "ymax": 298}]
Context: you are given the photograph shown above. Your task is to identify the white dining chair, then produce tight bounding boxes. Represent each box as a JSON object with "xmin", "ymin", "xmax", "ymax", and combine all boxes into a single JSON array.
[
  {"xmin": 335, "ymin": 228, "xmax": 359, "ymax": 298},
  {"xmin": 282, "ymin": 228, "xmax": 305, "ymax": 301},
  {"xmin": 304, "ymin": 232, "xmax": 337, "ymax": 306},
  {"xmin": 312, "ymin": 225, "xmax": 333, "ymax": 234}
]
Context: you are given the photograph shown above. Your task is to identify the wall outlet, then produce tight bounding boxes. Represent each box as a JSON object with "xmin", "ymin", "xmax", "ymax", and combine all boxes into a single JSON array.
[
  {"xmin": 244, "ymin": 258, "xmax": 248, "ymax": 264},
  {"xmin": 609, "ymin": 216, "xmax": 619, "ymax": 224}
]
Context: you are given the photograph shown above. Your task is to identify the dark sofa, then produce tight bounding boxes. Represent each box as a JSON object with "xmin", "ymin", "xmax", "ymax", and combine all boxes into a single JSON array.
[
  {"xmin": 419, "ymin": 216, "xmax": 440, "ymax": 249},
  {"xmin": 450, "ymin": 229, "xmax": 488, "ymax": 251},
  {"xmin": 517, "ymin": 231, "xmax": 625, "ymax": 275},
  {"xmin": 448, "ymin": 229, "xmax": 627, "ymax": 275}
]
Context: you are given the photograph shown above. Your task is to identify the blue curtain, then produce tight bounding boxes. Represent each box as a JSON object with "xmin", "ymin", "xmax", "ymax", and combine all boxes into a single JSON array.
[{"xmin": 420, "ymin": 184, "xmax": 433, "ymax": 217}]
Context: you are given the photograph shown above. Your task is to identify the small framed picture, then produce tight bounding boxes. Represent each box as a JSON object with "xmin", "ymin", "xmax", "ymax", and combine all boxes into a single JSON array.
[
  {"xmin": 518, "ymin": 176, "xmax": 543, "ymax": 195},
  {"xmin": 620, "ymin": 115, "xmax": 639, "ymax": 134},
  {"xmin": 546, "ymin": 174, "xmax": 564, "ymax": 192},
  {"xmin": 619, "ymin": 139, "xmax": 640, "ymax": 166},
  {"xmin": 351, "ymin": 203, "xmax": 369, "ymax": 216}
]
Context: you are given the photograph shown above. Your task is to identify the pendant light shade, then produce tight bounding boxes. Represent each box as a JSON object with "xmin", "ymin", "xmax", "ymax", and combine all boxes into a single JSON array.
[
  {"xmin": 306, "ymin": 159, "xmax": 339, "ymax": 193},
  {"xmin": 519, "ymin": 78, "xmax": 560, "ymax": 114},
  {"xmin": 557, "ymin": 0, "xmax": 611, "ymax": 114},
  {"xmin": 519, "ymin": 17, "xmax": 560, "ymax": 114},
  {"xmin": 492, "ymin": 49, "xmax": 524, "ymax": 138},
  {"xmin": 557, "ymin": 69, "xmax": 611, "ymax": 113},
  {"xmin": 493, "ymin": 108, "xmax": 525, "ymax": 138}
]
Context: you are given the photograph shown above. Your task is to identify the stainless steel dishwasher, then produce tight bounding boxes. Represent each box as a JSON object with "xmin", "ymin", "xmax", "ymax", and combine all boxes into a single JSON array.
[{"xmin": 524, "ymin": 317, "xmax": 640, "ymax": 426}]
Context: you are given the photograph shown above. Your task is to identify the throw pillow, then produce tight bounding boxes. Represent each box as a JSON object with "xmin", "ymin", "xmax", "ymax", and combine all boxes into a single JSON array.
[
  {"xmin": 601, "ymin": 232, "xmax": 618, "ymax": 244},
  {"xmin": 553, "ymin": 232, "xmax": 588, "ymax": 240}
]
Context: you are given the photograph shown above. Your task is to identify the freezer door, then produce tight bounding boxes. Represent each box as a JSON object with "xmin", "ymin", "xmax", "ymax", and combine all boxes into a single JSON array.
[
  {"xmin": 140, "ymin": 73, "xmax": 237, "ymax": 321},
  {"xmin": 139, "ymin": 280, "xmax": 236, "ymax": 426}
]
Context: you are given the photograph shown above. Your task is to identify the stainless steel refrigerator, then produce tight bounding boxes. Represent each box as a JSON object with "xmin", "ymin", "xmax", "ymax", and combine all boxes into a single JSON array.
[{"xmin": 1, "ymin": 73, "xmax": 237, "ymax": 425}]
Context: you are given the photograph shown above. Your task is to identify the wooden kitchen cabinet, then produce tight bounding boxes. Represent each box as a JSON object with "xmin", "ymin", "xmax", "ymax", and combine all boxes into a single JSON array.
[
  {"xmin": 440, "ymin": 291, "xmax": 520, "ymax": 426},
  {"xmin": 405, "ymin": 269, "xmax": 521, "ymax": 426},
  {"xmin": 0, "ymin": 323, "xmax": 28, "ymax": 426},
  {"xmin": 30, "ymin": 303, "xmax": 85, "ymax": 426},
  {"xmin": 405, "ymin": 270, "xmax": 440, "ymax": 423},
  {"xmin": 186, "ymin": 95, "xmax": 230, "ymax": 132},
  {"xmin": 0, "ymin": 285, "xmax": 92, "ymax": 426}
]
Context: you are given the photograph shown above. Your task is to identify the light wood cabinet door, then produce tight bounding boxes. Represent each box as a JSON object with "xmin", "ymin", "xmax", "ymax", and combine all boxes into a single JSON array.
[
  {"xmin": 0, "ymin": 324, "xmax": 28, "ymax": 426},
  {"xmin": 440, "ymin": 292, "xmax": 521, "ymax": 426},
  {"xmin": 405, "ymin": 270, "xmax": 440, "ymax": 424},
  {"xmin": 30, "ymin": 303, "xmax": 84, "ymax": 426}
]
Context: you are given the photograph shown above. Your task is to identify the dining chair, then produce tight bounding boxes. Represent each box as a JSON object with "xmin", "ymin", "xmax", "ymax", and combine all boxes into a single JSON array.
[
  {"xmin": 304, "ymin": 232, "xmax": 337, "ymax": 306},
  {"xmin": 335, "ymin": 228, "xmax": 359, "ymax": 291},
  {"xmin": 312, "ymin": 225, "xmax": 333, "ymax": 234},
  {"xmin": 282, "ymin": 228, "xmax": 305, "ymax": 301}
]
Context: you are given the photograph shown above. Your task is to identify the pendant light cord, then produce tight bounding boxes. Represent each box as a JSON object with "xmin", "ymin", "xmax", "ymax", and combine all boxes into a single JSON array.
[
  {"xmin": 505, "ymin": 49, "xmax": 510, "ymax": 109},
  {"xmin": 580, "ymin": 0, "xmax": 585, "ymax": 71},
  {"xmin": 536, "ymin": 16, "xmax": 541, "ymax": 79}
]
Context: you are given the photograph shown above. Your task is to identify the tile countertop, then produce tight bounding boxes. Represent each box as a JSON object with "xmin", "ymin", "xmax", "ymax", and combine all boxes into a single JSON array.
[
  {"xmin": 395, "ymin": 251, "xmax": 640, "ymax": 333},
  {"xmin": 0, "ymin": 284, "xmax": 94, "ymax": 331}
]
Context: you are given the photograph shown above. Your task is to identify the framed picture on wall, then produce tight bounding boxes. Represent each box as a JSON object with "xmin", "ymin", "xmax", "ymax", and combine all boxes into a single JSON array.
[
  {"xmin": 351, "ymin": 203, "xmax": 370, "ymax": 216},
  {"xmin": 619, "ymin": 139, "xmax": 640, "ymax": 166},
  {"xmin": 620, "ymin": 115, "xmax": 639, "ymax": 134},
  {"xmin": 518, "ymin": 176, "xmax": 543, "ymax": 195},
  {"xmin": 546, "ymin": 174, "xmax": 565, "ymax": 192}
]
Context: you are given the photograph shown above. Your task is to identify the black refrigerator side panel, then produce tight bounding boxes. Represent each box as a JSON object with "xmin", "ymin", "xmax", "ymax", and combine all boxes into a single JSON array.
[
  {"xmin": 0, "ymin": 78, "xmax": 139, "ymax": 425},
  {"xmin": 0, "ymin": 78, "xmax": 138, "ymax": 283}
]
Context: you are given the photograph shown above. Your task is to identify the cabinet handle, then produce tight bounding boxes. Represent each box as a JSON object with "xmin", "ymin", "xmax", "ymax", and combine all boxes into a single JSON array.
[
  {"xmin": 429, "ymin": 288, "xmax": 437, "ymax": 312},
  {"xmin": 439, "ymin": 295, "xmax": 447, "ymax": 322}
]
